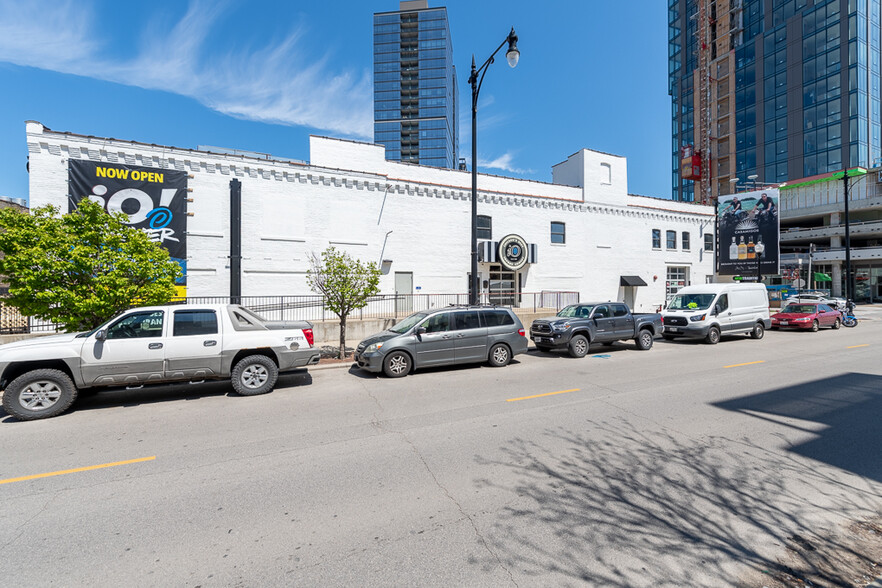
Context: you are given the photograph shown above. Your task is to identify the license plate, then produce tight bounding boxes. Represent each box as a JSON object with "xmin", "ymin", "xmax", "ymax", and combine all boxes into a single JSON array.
[
  {"xmin": 536, "ymin": 337, "xmax": 550, "ymax": 343},
  {"xmin": 780, "ymin": 321, "xmax": 788, "ymax": 325},
  {"xmin": 666, "ymin": 327, "xmax": 680, "ymax": 333}
]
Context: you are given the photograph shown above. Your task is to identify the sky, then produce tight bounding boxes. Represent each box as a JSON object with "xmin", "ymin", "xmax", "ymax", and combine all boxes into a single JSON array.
[{"xmin": 0, "ymin": 0, "xmax": 672, "ymax": 204}]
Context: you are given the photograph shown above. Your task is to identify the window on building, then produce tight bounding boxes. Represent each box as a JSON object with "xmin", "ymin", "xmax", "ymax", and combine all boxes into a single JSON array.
[
  {"xmin": 666, "ymin": 230, "xmax": 677, "ymax": 249},
  {"xmin": 551, "ymin": 221, "xmax": 566, "ymax": 244},
  {"xmin": 600, "ymin": 162, "xmax": 612, "ymax": 184},
  {"xmin": 477, "ymin": 215, "xmax": 492, "ymax": 240},
  {"xmin": 652, "ymin": 229, "xmax": 661, "ymax": 249},
  {"xmin": 704, "ymin": 234, "xmax": 714, "ymax": 251},
  {"xmin": 666, "ymin": 266, "xmax": 690, "ymax": 301},
  {"xmin": 682, "ymin": 231, "xmax": 691, "ymax": 250}
]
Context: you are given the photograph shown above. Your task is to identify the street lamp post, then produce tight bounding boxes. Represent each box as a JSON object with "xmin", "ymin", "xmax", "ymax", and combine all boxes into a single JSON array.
[
  {"xmin": 755, "ymin": 240, "xmax": 765, "ymax": 283},
  {"xmin": 468, "ymin": 28, "xmax": 519, "ymax": 306}
]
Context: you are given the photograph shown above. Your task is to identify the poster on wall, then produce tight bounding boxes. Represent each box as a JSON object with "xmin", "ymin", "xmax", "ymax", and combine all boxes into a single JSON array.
[
  {"xmin": 716, "ymin": 188, "xmax": 780, "ymax": 277},
  {"xmin": 68, "ymin": 160, "xmax": 188, "ymax": 295}
]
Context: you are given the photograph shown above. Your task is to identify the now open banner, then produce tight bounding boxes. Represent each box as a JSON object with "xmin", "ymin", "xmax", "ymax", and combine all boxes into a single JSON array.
[{"xmin": 68, "ymin": 160, "xmax": 188, "ymax": 293}]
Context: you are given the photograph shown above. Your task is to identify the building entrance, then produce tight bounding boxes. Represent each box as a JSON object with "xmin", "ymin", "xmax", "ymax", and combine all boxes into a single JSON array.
[{"xmin": 488, "ymin": 265, "xmax": 516, "ymax": 306}]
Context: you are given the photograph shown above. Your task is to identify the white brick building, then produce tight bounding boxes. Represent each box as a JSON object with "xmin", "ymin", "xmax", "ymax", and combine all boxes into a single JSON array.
[{"xmin": 26, "ymin": 121, "xmax": 715, "ymax": 312}]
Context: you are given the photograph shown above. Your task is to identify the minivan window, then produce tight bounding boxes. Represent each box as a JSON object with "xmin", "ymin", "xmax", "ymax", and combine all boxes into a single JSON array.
[
  {"xmin": 421, "ymin": 312, "xmax": 451, "ymax": 333},
  {"xmin": 389, "ymin": 312, "xmax": 427, "ymax": 334},
  {"xmin": 480, "ymin": 310, "xmax": 514, "ymax": 326},
  {"xmin": 667, "ymin": 293, "xmax": 716, "ymax": 310},
  {"xmin": 454, "ymin": 311, "xmax": 481, "ymax": 330}
]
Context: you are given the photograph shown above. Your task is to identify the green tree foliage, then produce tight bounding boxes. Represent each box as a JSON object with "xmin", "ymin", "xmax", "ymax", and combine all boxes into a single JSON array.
[
  {"xmin": 0, "ymin": 200, "xmax": 182, "ymax": 332},
  {"xmin": 306, "ymin": 246, "xmax": 381, "ymax": 358}
]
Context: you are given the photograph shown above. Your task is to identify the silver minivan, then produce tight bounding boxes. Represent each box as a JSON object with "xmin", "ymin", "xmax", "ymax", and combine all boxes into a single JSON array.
[{"xmin": 354, "ymin": 306, "xmax": 528, "ymax": 377}]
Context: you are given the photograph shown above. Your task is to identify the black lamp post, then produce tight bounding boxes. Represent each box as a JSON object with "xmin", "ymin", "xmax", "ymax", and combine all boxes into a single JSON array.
[
  {"xmin": 468, "ymin": 28, "xmax": 519, "ymax": 305},
  {"xmin": 837, "ymin": 167, "xmax": 867, "ymax": 302},
  {"xmin": 755, "ymin": 240, "xmax": 765, "ymax": 283}
]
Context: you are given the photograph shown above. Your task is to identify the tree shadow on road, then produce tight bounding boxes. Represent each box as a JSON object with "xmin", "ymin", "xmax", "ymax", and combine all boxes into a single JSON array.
[{"xmin": 472, "ymin": 412, "xmax": 882, "ymax": 586}]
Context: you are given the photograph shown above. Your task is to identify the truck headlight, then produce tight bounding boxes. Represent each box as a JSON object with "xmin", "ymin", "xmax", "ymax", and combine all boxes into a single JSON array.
[
  {"xmin": 552, "ymin": 323, "xmax": 569, "ymax": 332},
  {"xmin": 689, "ymin": 314, "xmax": 707, "ymax": 322},
  {"xmin": 365, "ymin": 342, "xmax": 384, "ymax": 353}
]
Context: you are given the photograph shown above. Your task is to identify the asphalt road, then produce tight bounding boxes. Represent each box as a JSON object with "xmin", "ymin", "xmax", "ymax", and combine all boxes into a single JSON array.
[{"xmin": 1, "ymin": 320, "xmax": 881, "ymax": 587}]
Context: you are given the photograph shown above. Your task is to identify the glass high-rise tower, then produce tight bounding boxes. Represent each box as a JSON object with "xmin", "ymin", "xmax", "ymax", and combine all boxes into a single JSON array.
[
  {"xmin": 374, "ymin": 1, "xmax": 458, "ymax": 168},
  {"xmin": 669, "ymin": 0, "xmax": 882, "ymax": 202}
]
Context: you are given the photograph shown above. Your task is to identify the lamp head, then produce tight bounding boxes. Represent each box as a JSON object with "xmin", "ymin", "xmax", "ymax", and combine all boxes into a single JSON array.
[
  {"xmin": 755, "ymin": 241, "xmax": 765, "ymax": 255},
  {"xmin": 505, "ymin": 28, "xmax": 519, "ymax": 68}
]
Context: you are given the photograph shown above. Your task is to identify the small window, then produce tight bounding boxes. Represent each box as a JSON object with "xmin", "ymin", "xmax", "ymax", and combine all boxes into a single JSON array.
[
  {"xmin": 174, "ymin": 310, "xmax": 218, "ymax": 336},
  {"xmin": 593, "ymin": 305, "xmax": 611, "ymax": 318},
  {"xmin": 453, "ymin": 310, "xmax": 481, "ymax": 331},
  {"xmin": 704, "ymin": 234, "xmax": 714, "ymax": 251},
  {"xmin": 652, "ymin": 229, "xmax": 661, "ymax": 249},
  {"xmin": 477, "ymin": 215, "xmax": 492, "ymax": 240},
  {"xmin": 422, "ymin": 312, "xmax": 451, "ymax": 333},
  {"xmin": 551, "ymin": 221, "xmax": 566, "ymax": 244},
  {"xmin": 682, "ymin": 231, "xmax": 691, "ymax": 250},
  {"xmin": 612, "ymin": 304, "xmax": 629, "ymax": 317},
  {"xmin": 666, "ymin": 230, "xmax": 677, "ymax": 249},
  {"xmin": 106, "ymin": 311, "xmax": 164, "ymax": 339},
  {"xmin": 716, "ymin": 294, "xmax": 729, "ymax": 312},
  {"xmin": 480, "ymin": 310, "xmax": 514, "ymax": 326}
]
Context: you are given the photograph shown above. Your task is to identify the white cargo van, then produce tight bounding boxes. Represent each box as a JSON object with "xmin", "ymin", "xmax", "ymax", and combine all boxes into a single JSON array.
[{"xmin": 661, "ymin": 283, "xmax": 770, "ymax": 344}]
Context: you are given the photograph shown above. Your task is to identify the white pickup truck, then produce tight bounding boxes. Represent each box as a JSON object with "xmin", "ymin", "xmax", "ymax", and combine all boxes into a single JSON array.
[{"xmin": 0, "ymin": 304, "xmax": 320, "ymax": 420}]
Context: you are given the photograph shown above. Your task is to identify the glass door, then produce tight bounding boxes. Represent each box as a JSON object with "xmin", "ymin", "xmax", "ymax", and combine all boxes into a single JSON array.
[{"xmin": 488, "ymin": 265, "xmax": 516, "ymax": 306}]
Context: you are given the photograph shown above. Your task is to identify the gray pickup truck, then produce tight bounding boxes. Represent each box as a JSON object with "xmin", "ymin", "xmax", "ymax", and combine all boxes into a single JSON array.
[{"xmin": 530, "ymin": 302, "xmax": 663, "ymax": 357}]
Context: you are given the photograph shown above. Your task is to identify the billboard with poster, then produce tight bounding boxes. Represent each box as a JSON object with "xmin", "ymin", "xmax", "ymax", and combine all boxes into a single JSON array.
[
  {"xmin": 68, "ymin": 160, "xmax": 188, "ymax": 296},
  {"xmin": 716, "ymin": 188, "xmax": 779, "ymax": 277}
]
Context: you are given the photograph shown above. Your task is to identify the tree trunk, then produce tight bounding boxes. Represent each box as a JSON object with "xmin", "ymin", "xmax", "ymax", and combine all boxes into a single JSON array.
[{"xmin": 339, "ymin": 315, "xmax": 347, "ymax": 359}]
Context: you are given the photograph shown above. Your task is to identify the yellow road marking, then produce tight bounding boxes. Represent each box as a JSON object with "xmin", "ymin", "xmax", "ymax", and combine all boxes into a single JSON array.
[
  {"xmin": 723, "ymin": 360, "xmax": 766, "ymax": 369},
  {"xmin": 847, "ymin": 344, "xmax": 870, "ymax": 349},
  {"xmin": 507, "ymin": 388, "xmax": 580, "ymax": 402},
  {"xmin": 0, "ymin": 456, "xmax": 156, "ymax": 485}
]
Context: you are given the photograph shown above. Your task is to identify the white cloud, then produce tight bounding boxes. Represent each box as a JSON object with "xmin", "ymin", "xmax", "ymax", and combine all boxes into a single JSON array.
[
  {"xmin": 478, "ymin": 152, "xmax": 533, "ymax": 175},
  {"xmin": 0, "ymin": 0, "xmax": 373, "ymax": 138}
]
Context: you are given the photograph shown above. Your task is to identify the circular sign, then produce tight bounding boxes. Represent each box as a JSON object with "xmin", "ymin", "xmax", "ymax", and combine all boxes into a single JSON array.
[{"xmin": 497, "ymin": 234, "xmax": 529, "ymax": 271}]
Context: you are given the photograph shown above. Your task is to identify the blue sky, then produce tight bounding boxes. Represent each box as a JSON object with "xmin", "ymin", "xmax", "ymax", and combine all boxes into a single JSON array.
[{"xmin": 0, "ymin": 0, "xmax": 671, "ymax": 203}]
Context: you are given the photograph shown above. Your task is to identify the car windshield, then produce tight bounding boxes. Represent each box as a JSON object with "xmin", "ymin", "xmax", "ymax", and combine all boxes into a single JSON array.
[
  {"xmin": 782, "ymin": 304, "xmax": 816, "ymax": 314},
  {"xmin": 389, "ymin": 312, "xmax": 427, "ymax": 334},
  {"xmin": 557, "ymin": 305, "xmax": 594, "ymax": 318},
  {"xmin": 666, "ymin": 293, "xmax": 716, "ymax": 311}
]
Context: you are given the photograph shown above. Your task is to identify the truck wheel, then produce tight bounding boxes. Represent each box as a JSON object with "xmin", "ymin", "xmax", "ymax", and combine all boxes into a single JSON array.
[
  {"xmin": 383, "ymin": 351, "xmax": 411, "ymax": 378},
  {"xmin": 488, "ymin": 343, "xmax": 511, "ymax": 367},
  {"xmin": 750, "ymin": 323, "xmax": 765, "ymax": 339},
  {"xmin": 2, "ymin": 369, "xmax": 78, "ymax": 421},
  {"xmin": 568, "ymin": 335, "xmax": 589, "ymax": 358},
  {"xmin": 705, "ymin": 326, "xmax": 721, "ymax": 345},
  {"xmin": 636, "ymin": 329, "xmax": 654, "ymax": 350},
  {"xmin": 231, "ymin": 355, "xmax": 278, "ymax": 396}
]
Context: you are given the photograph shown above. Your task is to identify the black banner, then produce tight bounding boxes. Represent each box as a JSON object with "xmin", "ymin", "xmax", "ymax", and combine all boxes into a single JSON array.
[{"xmin": 69, "ymin": 160, "xmax": 188, "ymax": 289}]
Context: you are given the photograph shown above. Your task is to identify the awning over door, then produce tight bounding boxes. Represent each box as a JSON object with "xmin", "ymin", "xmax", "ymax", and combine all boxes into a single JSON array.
[{"xmin": 620, "ymin": 275, "xmax": 648, "ymax": 287}]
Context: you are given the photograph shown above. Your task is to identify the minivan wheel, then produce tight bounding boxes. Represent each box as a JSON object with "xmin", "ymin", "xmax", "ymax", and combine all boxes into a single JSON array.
[
  {"xmin": 383, "ymin": 351, "xmax": 411, "ymax": 378},
  {"xmin": 2, "ymin": 369, "xmax": 78, "ymax": 421},
  {"xmin": 488, "ymin": 343, "xmax": 511, "ymax": 367},
  {"xmin": 750, "ymin": 323, "xmax": 765, "ymax": 340},
  {"xmin": 705, "ymin": 326, "xmax": 721, "ymax": 345},
  {"xmin": 568, "ymin": 335, "xmax": 589, "ymax": 358}
]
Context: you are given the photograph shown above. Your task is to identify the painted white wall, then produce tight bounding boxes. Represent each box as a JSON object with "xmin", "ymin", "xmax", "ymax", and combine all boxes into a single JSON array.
[{"xmin": 26, "ymin": 122, "xmax": 715, "ymax": 312}]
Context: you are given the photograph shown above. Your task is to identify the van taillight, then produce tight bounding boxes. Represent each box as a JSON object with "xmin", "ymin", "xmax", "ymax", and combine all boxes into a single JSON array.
[
  {"xmin": 518, "ymin": 328, "xmax": 525, "ymax": 337},
  {"xmin": 303, "ymin": 328, "xmax": 314, "ymax": 347}
]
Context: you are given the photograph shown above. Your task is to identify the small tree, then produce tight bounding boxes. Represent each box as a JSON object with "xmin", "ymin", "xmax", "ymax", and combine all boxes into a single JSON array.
[
  {"xmin": 306, "ymin": 246, "xmax": 381, "ymax": 359},
  {"xmin": 0, "ymin": 200, "xmax": 182, "ymax": 332}
]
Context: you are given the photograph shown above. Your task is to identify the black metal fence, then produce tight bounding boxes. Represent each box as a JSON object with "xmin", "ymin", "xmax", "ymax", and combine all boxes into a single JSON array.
[{"xmin": 2, "ymin": 291, "xmax": 579, "ymax": 334}]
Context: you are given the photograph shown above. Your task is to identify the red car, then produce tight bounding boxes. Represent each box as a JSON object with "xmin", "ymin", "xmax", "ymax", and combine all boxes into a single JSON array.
[{"xmin": 771, "ymin": 302, "xmax": 842, "ymax": 331}]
